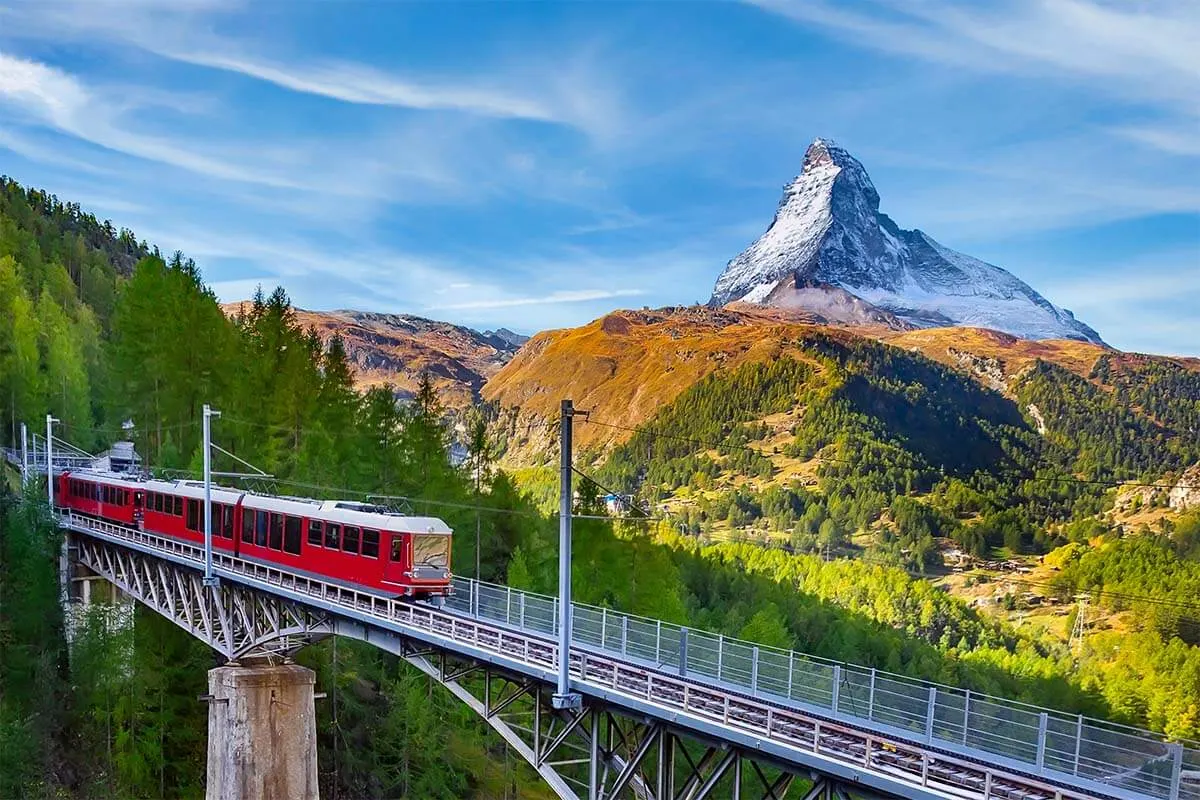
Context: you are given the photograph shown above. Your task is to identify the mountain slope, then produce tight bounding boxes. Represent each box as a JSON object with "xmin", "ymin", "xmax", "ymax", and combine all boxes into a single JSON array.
[
  {"xmin": 484, "ymin": 306, "xmax": 1195, "ymax": 467},
  {"xmin": 711, "ymin": 139, "xmax": 1103, "ymax": 344},
  {"xmin": 224, "ymin": 303, "xmax": 525, "ymax": 406}
]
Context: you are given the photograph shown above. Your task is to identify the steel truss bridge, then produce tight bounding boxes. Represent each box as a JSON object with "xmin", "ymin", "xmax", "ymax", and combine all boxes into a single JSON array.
[
  {"xmin": 20, "ymin": 503, "xmax": 1187, "ymax": 800},
  {"xmin": 3, "ymin": 443, "xmax": 1195, "ymax": 800}
]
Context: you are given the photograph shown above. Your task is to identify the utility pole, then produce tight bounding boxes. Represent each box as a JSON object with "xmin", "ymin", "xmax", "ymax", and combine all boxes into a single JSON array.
[
  {"xmin": 552, "ymin": 399, "xmax": 581, "ymax": 710},
  {"xmin": 474, "ymin": 458, "xmax": 482, "ymax": 581},
  {"xmin": 203, "ymin": 404, "xmax": 222, "ymax": 587},
  {"xmin": 46, "ymin": 414, "xmax": 60, "ymax": 509},
  {"xmin": 20, "ymin": 422, "xmax": 29, "ymax": 489},
  {"xmin": 1070, "ymin": 594, "xmax": 1088, "ymax": 652}
]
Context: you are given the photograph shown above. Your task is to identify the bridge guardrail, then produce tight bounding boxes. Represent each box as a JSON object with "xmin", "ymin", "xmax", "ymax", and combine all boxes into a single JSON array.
[{"xmin": 449, "ymin": 577, "xmax": 1196, "ymax": 800}]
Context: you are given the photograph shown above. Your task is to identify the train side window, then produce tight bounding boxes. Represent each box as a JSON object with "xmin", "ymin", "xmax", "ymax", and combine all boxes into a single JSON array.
[
  {"xmin": 101, "ymin": 486, "xmax": 109, "ymax": 504},
  {"xmin": 361, "ymin": 529, "xmax": 379, "ymax": 559},
  {"xmin": 241, "ymin": 508, "xmax": 253, "ymax": 541},
  {"xmin": 156, "ymin": 493, "xmax": 164, "ymax": 513},
  {"xmin": 174, "ymin": 496, "xmax": 183, "ymax": 516},
  {"xmin": 255, "ymin": 511, "xmax": 268, "ymax": 547},
  {"xmin": 342, "ymin": 526, "xmax": 360, "ymax": 555},
  {"xmin": 222, "ymin": 506, "xmax": 234, "ymax": 539},
  {"xmin": 390, "ymin": 536, "xmax": 403, "ymax": 562},
  {"xmin": 325, "ymin": 523, "xmax": 340, "ymax": 550},
  {"xmin": 283, "ymin": 516, "xmax": 302, "ymax": 555},
  {"xmin": 308, "ymin": 520, "xmax": 323, "ymax": 546},
  {"xmin": 186, "ymin": 500, "xmax": 199, "ymax": 532},
  {"xmin": 269, "ymin": 513, "xmax": 283, "ymax": 550}
]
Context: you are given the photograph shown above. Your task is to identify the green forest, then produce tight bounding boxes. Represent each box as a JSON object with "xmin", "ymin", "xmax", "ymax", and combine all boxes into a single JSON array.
[{"xmin": 2, "ymin": 175, "xmax": 1200, "ymax": 797}]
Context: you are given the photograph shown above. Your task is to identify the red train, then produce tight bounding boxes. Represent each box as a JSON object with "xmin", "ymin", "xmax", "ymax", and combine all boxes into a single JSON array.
[{"xmin": 56, "ymin": 470, "xmax": 453, "ymax": 599}]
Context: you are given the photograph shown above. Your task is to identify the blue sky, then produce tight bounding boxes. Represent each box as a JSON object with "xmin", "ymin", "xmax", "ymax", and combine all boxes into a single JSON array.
[{"xmin": 0, "ymin": 1, "xmax": 1197, "ymax": 355}]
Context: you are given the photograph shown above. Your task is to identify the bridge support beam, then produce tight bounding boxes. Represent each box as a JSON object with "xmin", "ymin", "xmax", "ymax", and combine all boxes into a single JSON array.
[{"xmin": 205, "ymin": 661, "xmax": 319, "ymax": 800}]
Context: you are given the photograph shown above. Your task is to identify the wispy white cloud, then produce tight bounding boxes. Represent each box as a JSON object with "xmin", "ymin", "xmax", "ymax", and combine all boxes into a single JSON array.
[
  {"xmin": 748, "ymin": 0, "xmax": 1200, "ymax": 156},
  {"xmin": 1038, "ymin": 250, "xmax": 1200, "ymax": 309},
  {"xmin": 748, "ymin": 0, "xmax": 1200, "ymax": 105},
  {"xmin": 0, "ymin": 125, "xmax": 114, "ymax": 175},
  {"xmin": 0, "ymin": 51, "xmax": 321, "ymax": 190},
  {"xmin": 430, "ymin": 289, "xmax": 644, "ymax": 311},
  {"xmin": 0, "ymin": 0, "xmax": 620, "ymax": 137},
  {"xmin": 1032, "ymin": 248, "xmax": 1200, "ymax": 355},
  {"xmin": 160, "ymin": 50, "xmax": 559, "ymax": 122}
]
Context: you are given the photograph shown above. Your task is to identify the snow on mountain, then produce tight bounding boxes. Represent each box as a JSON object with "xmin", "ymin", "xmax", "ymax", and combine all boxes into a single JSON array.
[{"xmin": 711, "ymin": 139, "xmax": 1104, "ymax": 344}]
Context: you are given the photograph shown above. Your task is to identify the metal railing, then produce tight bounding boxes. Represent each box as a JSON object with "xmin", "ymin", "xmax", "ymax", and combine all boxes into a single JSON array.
[{"xmin": 449, "ymin": 577, "xmax": 1197, "ymax": 800}]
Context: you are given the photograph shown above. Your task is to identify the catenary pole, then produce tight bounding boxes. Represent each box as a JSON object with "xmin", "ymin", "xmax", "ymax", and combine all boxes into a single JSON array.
[
  {"xmin": 46, "ymin": 414, "xmax": 59, "ymax": 508},
  {"xmin": 20, "ymin": 422, "xmax": 28, "ymax": 488},
  {"xmin": 203, "ymin": 404, "xmax": 222, "ymax": 586},
  {"xmin": 552, "ymin": 399, "xmax": 581, "ymax": 709}
]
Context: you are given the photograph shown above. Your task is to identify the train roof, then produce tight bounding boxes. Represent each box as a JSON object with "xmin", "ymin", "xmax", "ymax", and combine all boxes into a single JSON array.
[
  {"xmin": 242, "ymin": 494, "xmax": 452, "ymax": 534},
  {"xmin": 62, "ymin": 469, "xmax": 451, "ymax": 534}
]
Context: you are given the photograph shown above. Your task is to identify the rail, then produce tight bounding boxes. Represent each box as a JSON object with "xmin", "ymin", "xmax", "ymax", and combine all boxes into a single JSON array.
[{"xmin": 58, "ymin": 511, "xmax": 1195, "ymax": 800}]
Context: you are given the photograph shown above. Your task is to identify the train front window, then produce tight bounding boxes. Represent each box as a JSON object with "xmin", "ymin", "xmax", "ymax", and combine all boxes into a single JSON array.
[{"xmin": 413, "ymin": 535, "xmax": 449, "ymax": 569}]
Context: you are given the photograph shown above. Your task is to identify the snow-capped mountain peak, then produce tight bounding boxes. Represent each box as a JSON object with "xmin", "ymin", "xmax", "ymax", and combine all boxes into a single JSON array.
[{"xmin": 710, "ymin": 139, "xmax": 1104, "ymax": 344}]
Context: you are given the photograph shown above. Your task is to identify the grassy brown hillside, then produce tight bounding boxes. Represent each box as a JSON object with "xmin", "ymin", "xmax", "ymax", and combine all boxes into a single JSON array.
[
  {"xmin": 223, "ymin": 303, "xmax": 522, "ymax": 406},
  {"xmin": 484, "ymin": 306, "xmax": 1199, "ymax": 468},
  {"xmin": 882, "ymin": 327, "xmax": 1108, "ymax": 386},
  {"xmin": 484, "ymin": 306, "xmax": 885, "ymax": 455}
]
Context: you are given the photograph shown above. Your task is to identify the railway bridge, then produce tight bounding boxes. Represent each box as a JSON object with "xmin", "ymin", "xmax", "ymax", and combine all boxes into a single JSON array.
[{"xmin": 4, "ymin": 436, "xmax": 1197, "ymax": 800}]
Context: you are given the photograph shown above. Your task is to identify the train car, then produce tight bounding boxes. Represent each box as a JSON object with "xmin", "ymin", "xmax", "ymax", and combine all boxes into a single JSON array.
[
  {"xmin": 140, "ymin": 478, "xmax": 243, "ymax": 553},
  {"xmin": 238, "ymin": 495, "xmax": 453, "ymax": 598},
  {"xmin": 56, "ymin": 470, "xmax": 453, "ymax": 599},
  {"xmin": 58, "ymin": 469, "xmax": 144, "ymax": 526}
]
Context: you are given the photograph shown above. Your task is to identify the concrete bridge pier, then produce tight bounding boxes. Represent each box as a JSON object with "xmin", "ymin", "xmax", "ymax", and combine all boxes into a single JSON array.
[{"xmin": 206, "ymin": 660, "xmax": 319, "ymax": 800}]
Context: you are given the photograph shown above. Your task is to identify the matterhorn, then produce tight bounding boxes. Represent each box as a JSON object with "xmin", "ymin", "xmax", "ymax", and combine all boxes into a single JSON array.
[{"xmin": 710, "ymin": 139, "xmax": 1103, "ymax": 344}]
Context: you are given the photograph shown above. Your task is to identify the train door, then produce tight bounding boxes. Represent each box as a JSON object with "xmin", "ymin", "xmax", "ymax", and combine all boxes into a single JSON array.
[{"xmin": 384, "ymin": 533, "xmax": 407, "ymax": 585}]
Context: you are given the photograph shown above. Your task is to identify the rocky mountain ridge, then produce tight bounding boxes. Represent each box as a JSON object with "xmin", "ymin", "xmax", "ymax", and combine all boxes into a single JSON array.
[{"xmin": 222, "ymin": 303, "xmax": 524, "ymax": 406}]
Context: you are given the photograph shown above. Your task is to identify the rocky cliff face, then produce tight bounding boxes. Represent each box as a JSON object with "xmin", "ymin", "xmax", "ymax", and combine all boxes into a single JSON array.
[{"xmin": 711, "ymin": 139, "xmax": 1104, "ymax": 344}]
